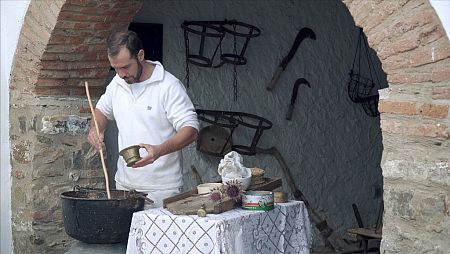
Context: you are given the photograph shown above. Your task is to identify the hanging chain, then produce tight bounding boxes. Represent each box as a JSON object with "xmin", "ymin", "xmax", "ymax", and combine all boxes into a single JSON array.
[
  {"xmin": 184, "ymin": 30, "xmax": 190, "ymax": 88},
  {"xmin": 232, "ymin": 23, "xmax": 238, "ymax": 101}
]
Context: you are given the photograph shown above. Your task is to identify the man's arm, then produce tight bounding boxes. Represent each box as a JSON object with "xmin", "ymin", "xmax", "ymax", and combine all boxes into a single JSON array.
[
  {"xmin": 132, "ymin": 126, "xmax": 198, "ymax": 168},
  {"xmin": 87, "ymin": 109, "xmax": 109, "ymax": 151}
]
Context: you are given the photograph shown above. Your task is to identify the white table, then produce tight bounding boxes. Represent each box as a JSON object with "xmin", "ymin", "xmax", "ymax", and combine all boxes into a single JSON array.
[{"xmin": 126, "ymin": 201, "xmax": 312, "ymax": 254}]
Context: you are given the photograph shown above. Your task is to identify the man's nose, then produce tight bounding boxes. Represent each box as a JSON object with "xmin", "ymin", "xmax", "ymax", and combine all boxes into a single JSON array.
[{"xmin": 117, "ymin": 69, "xmax": 126, "ymax": 78}]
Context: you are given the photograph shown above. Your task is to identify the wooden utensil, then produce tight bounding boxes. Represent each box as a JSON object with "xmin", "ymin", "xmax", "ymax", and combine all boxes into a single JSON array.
[{"xmin": 85, "ymin": 81, "xmax": 111, "ymax": 199}]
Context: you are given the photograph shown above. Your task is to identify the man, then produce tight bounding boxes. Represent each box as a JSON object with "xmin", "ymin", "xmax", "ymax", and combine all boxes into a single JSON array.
[{"xmin": 88, "ymin": 30, "xmax": 199, "ymax": 207}]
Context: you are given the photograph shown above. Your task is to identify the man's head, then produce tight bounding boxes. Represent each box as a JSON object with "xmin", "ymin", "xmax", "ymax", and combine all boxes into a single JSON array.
[{"xmin": 107, "ymin": 31, "xmax": 145, "ymax": 84}]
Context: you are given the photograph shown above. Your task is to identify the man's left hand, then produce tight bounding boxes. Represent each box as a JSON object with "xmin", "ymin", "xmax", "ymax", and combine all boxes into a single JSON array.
[{"xmin": 132, "ymin": 143, "xmax": 160, "ymax": 168}]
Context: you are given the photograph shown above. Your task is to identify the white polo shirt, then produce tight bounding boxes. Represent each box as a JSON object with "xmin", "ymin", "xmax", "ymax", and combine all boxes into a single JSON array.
[{"xmin": 96, "ymin": 60, "xmax": 199, "ymax": 190}]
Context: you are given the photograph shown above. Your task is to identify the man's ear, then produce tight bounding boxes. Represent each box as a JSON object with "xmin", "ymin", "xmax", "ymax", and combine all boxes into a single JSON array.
[{"xmin": 138, "ymin": 49, "xmax": 145, "ymax": 61}]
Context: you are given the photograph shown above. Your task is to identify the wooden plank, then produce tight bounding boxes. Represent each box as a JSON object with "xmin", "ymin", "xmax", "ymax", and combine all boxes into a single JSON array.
[
  {"xmin": 166, "ymin": 195, "xmax": 236, "ymax": 215},
  {"xmin": 347, "ymin": 227, "xmax": 381, "ymax": 239},
  {"xmin": 163, "ymin": 188, "xmax": 198, "ymax": 208},
  {"xmin": 249, "ymin": 177, "xmax": 282, "ymax": 191}
]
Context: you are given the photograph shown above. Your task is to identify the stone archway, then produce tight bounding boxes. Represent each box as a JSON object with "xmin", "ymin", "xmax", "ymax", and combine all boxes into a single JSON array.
[
  {"xmin": 8, "ymin": 0, "xmax": 449, "ymax": 253},
  {"xmin": 343, "ymin": 0, "xmax": 450, "ymax": 253}
]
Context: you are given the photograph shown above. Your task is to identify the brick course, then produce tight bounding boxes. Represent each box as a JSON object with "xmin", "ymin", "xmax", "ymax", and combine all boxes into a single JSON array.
[{"xmin": 19, "ymin": 0, "xmax": 144, "ymax": 97}]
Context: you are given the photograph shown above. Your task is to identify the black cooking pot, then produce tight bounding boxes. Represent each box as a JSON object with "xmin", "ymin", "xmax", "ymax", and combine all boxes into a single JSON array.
[{"xmin": 60, "ymin": 186, "xmax": 145, "ymax": 244}]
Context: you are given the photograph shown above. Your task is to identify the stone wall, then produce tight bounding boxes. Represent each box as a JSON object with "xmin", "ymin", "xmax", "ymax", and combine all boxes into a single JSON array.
[
  {"xmin": 9, "ymin": 0, "xmax": 143, "ymax": 252},
  {"xmin": 343, "ymin": 0, "xmax": 450, "ymax": 253}
]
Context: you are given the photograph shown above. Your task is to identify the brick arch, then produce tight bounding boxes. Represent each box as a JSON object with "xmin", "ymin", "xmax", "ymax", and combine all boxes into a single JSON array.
[
  {"xmin": 11, "ymin": 0, "xmax": 143, "ymax": 98},
  {"xmin": 343, "ymin": 0, "xmax": 450, "ymax": 252},
  {"xmin": 8, "ymin": 0, "xmax": 450, "ymax": 252}
]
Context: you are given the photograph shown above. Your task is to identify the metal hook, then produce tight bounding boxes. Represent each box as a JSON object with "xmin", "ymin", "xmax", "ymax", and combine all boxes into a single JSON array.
[{"xmin": 286, "ymin": 78, "xmax": 311, "ymax": 120}]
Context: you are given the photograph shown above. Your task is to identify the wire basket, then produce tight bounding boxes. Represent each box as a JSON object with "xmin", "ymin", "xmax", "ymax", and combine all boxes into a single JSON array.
[{"xmin": 347, "ymin": 72, "xmax": 376, "ymax": 103}]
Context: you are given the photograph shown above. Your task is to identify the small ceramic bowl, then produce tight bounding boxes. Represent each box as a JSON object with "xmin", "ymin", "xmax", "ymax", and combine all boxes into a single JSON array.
[
  {"xmin": 119, "ymin": 145, "xmax": 142, "ymax": 167},
  {"xmin": 274, "ymin": 191, "xmax": 288, "ymax": 203},
  {"xmin": 251, "ymin": 167, "xmax": 265, "ymax": 177},
  {"xmin": 197, "ymin": 183, "xmax": 223, "ymax": 194}
]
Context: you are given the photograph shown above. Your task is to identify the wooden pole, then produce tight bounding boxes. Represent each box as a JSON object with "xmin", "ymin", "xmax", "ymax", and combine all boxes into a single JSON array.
[{"xmin": 85, "ymin": 81, "xmax": 111, "ymax": 199}]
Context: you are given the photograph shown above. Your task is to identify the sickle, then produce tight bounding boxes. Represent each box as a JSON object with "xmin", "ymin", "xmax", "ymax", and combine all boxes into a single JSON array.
[
  {"xmin": 267, "ymin": 27, "xmax": 316, "ymax": 91},
  {"xmin": 286, "ymin": 78, "xmax": 311, "ymax": 120}
]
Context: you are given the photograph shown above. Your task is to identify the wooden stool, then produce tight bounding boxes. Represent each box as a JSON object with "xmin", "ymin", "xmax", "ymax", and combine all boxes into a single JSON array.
[{"xmin": 347, "ymin": 202, "xmax": 383, "ymax": 254}]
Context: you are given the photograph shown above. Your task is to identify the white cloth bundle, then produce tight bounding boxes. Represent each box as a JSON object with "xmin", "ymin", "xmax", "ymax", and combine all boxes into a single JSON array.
[{"xmin": 217, "ymin": 151, "xmax": 252, "ymax": 179}]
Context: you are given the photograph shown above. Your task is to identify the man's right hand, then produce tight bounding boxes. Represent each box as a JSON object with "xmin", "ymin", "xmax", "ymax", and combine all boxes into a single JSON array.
[{"xmin": 88, "ymin": 128, "xmax": 104, "ymax": 151}]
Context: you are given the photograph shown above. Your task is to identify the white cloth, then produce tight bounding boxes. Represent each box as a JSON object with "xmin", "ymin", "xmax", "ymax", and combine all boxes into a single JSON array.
[
  {"xmin": 126, "ymin": 201, "xmax": 312, "ymax": 254},
  {"xmin": 96, "ymin": 60, "xmax": 199, "ymax": 190},
  {"xmin": 217, "ymin": 151, "xmax": 251, "ymax": 178}
]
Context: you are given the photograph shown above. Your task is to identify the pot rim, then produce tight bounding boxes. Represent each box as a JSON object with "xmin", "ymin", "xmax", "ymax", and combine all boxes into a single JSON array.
[{"xmin": 60, "ymin": 189, "xmax": 145, "ymax": 201}]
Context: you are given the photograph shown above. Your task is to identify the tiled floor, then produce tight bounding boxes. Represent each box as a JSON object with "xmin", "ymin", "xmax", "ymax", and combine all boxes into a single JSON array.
[{"xmin": 66, "ymin": 241, "xmax": 127, "ymax": 254}]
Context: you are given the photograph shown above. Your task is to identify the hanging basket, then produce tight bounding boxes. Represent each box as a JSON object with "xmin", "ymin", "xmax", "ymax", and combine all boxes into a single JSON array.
[
  {"xmin": 218, "ymin": 20, "xmax": 261, "ymax": 66},
  {"xmin": 230, "ymin": 112, "xmax": 272, "ymax": 156},
  {"xmin": 347, "ymin": 28, "xmax": 381, "ymax": 117},
  {"xmin": 196, "ymin": 110, "xmax": 238, "ymax": 157},
  {"xmin": 347, "ymin": 71, "xmax": 376, "ymax": 103},
  {"xmin": 182, "ymin": 21, "xmax": 225, "ymax": 67},
  {"xmin": 182, "ymin": 20, "xmax": 261, "ymax": 68},
  {"xmin": 196, "ymin": 109, "xmax": 272, "ymax": 156}
]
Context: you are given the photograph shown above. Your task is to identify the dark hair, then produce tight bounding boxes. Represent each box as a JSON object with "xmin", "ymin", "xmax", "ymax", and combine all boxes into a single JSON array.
[{"xmin": 107, "ymin": 30, "xmax": 143, "ymax": 57}]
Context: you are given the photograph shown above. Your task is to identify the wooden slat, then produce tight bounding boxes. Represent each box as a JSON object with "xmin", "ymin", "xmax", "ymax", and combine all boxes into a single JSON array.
[
  {"xmin": 347, "ymin": 227, "xmax": 381, "ymax": 239},
  {"xmin": 163, "ymin": 188, "xmax": 198, "ymax": 208},
  {"xmin": 249, "ymin": 177, "xmax": 282, "ymax": 191},
  {"xmin": 166, "ymin": 195, "xmax": 236, "ymax": 215}
]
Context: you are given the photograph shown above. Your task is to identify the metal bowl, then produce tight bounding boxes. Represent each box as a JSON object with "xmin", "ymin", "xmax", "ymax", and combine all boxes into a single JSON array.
[{"xmin": 119, "ymin": 145, "xmax": 141, "ymax": 167}]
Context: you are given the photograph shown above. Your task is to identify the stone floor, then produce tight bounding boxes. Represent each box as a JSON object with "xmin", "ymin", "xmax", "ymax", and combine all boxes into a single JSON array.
[{"xmin": 66, "ymin": 241, "xmax": 127, "ymax": 254}]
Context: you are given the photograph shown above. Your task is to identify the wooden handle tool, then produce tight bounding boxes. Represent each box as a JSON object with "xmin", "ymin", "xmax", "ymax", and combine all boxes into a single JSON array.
[{"xmin": 85, "ymin": 81, "xmax": 111, "ymax": 199}]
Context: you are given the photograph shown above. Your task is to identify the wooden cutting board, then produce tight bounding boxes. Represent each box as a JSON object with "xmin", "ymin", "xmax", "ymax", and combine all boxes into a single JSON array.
[{"xmin": 166, "ymin": 194, "xmax": 236, "ymax": 215}]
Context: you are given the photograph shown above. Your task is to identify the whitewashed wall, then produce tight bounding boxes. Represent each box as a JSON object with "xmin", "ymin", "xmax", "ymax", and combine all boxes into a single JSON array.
[{"xmin": 131, "ymin": 0, "xmax": 384, "ymax": 245}]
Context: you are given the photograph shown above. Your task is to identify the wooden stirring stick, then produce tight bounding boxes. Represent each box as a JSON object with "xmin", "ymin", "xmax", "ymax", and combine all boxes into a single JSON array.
[{"xmin": 85, "ymin": 81, "xmax": 111, "ymax": 199}]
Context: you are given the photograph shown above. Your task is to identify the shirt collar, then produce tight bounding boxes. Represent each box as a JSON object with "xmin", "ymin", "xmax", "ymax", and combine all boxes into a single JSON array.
[{"xmin": 116, "ymin": 60, "xmax": 165, "ymax": 87}]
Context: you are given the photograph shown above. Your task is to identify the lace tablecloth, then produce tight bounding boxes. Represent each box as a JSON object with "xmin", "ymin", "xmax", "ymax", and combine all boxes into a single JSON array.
[{"xmin": 126, "ymin": 201, "xmax": 312, "ymax": 254}]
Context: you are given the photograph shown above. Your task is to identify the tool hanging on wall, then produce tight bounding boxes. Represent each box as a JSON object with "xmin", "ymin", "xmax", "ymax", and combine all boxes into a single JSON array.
[
  {"xmin": 286, "ymin": 78, "xmax": 310, "ymax": 120},
  {"xmin": 182, "ymin": 20, "xmax": 261, "ymax": 100},
  {"xmin": 266, "ymin": 27, "xmax": 316, "ymax": 91},
  {"xmin": 347, "ymin": 27, "xmax": 381, "ymax": 117}
]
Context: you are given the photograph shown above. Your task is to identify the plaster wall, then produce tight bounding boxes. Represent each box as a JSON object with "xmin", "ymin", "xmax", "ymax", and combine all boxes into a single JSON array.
[
  {"xmin": 1, "ymin": 1, "xmax": 30, "ymax": 253},
  {"xmin": 132, "ymin": 0, "xmax": 385, "ymax": 245}
]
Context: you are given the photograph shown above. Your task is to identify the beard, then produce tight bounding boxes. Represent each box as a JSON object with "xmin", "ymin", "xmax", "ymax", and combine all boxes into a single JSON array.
[{"xmin": 124, "ymin": 61, "xmax": 143, "ymax": 84}]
